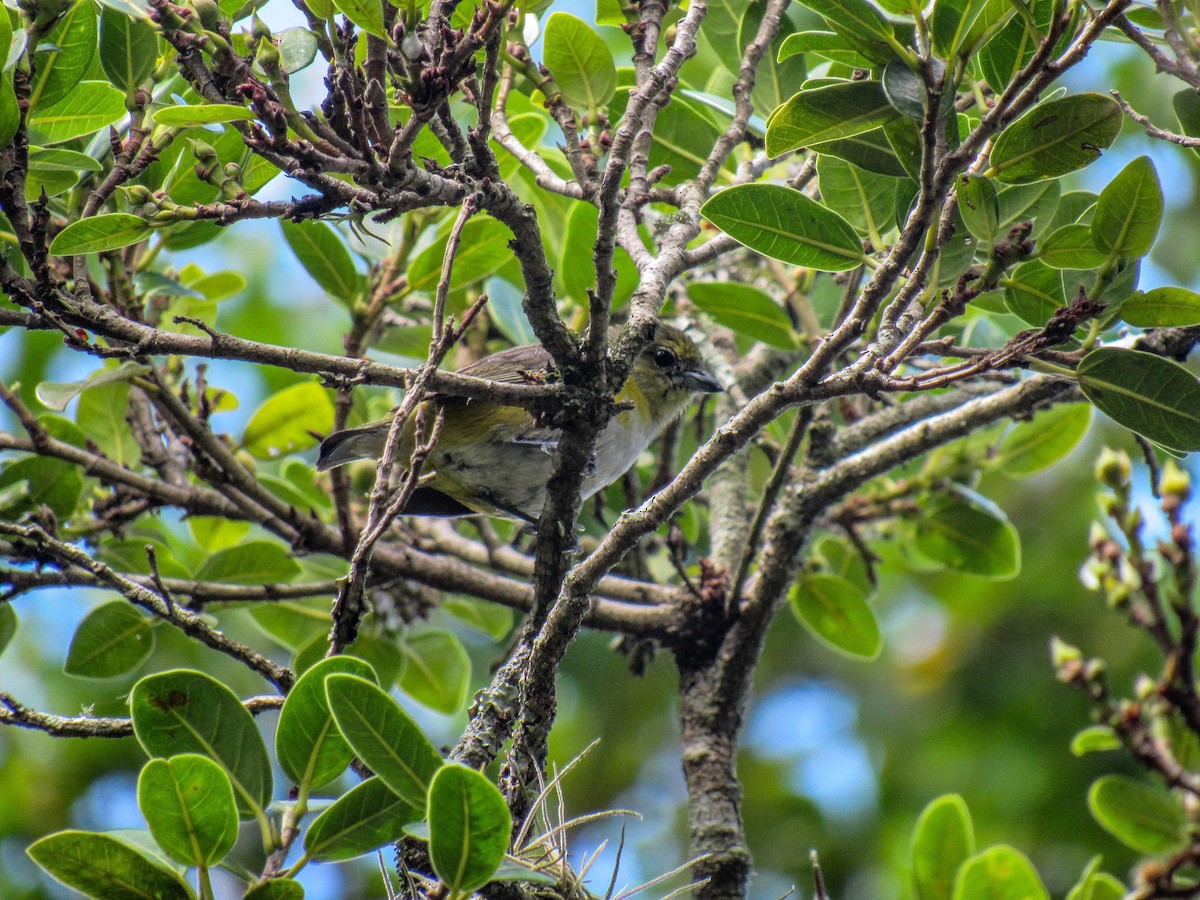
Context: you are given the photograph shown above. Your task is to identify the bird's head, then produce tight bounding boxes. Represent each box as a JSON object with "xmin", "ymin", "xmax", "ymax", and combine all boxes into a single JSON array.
[{"xmin": 626, "ymin": 322, "xmax": 723, "ymax": 413}]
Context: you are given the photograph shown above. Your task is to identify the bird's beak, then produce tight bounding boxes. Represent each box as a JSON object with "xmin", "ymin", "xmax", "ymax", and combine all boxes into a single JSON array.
[{"xmin": 682, "ymin": 368, "xmax": 724, "ymax": 394}]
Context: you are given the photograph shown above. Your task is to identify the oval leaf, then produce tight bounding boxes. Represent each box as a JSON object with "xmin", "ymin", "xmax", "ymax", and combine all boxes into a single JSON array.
[
  {"xmin": 1092, "ymin": 155, "xmax": 1163, "ymax": 260},
  {"xmin": 952, "ymin": 845, "xmax": 1049, "ymax": 900},
  {"xmin": 990, "ymin": 94, "xmax": 1121, "ymax": 185},
  {"xmin": 279, "ymin": 220, "xmax": 361, "ymax": 305},
  {"xmin": 28, "ymin": 81, "xmax": 127, "ymax": 144},
  {"xmin": 304, "ymin": 776, "xmax": 421, "ymax": 862},
  {"xmin": 50, "ymin": 213, "xmax": 151, "ymax": 255},
  {"xmin": 701, "ymin": 183, "xmax": 864, "ymax": 272},
  {"xmin": 130, "ymin": 669, "xmax": 273, "ymax": 818},
  {"xmin": 242, "ymin": 381, "xmax": 335, "ymax": 459},
  {"xmin": 27, "ymin": 830, "xmax": 193, "ymax": 900},
  {"xmin": 398, "ymin": 629, "xmax": 471, "ymax": 714},
  {"xmin": 914, "ymin": 490, "xmax": 1021, "ymax": 579},
  {"xmin": 64, "ymin": 601, "xmax": 154, "ymax": 679},
  {"xmin": 428, "ymin": 764, "xmax": 512, "ymax": 895},
  {"xmin": 542, "ymin": 12, "xmax": 617, "ymax": 110},
  {"xmin": 325, "ymin": 673, "xmax": 444, "ymax": 805},
  {"xmin": 153, "ymin": 104, "xmax": 256, "ymax": 126},
  {"xmin": 789, "ymin": 573, "xmax": 882, "ymax": 659},
  {"xmin": 766, "ymin": 81, "xmax": 900, "ymax": 157},
  {"xmin": 137, "ymin": 754, "xmax": 239, "ymax": 868},
  {"xmin": 276, "ymin": 656, "xmax": 378, "ymax": 791},
  {"xmin": 1120, "ymin": 286, "xmax": 1200, "ymax": 327},
  {"xmin": 194, "ymin": 540, "xmax": 302, "ymax": 585},
  {"xmin": 995, "ymin": 404, "xmax": 1092, "ymax": 476},
  {"xmin": 1087, "ymin": 775, "xmax": 1186, "ymax": 855},
  {"xmin": 1076, "ymin": 347, "xmax": 1200, "ymax": 452},
  {"xmin": 912, "ymin": 794, "xmax": 974, "ymax": 900},
  {"xmin": 688, "ymin": 281, "xmax": 798, "ymax": 349}
]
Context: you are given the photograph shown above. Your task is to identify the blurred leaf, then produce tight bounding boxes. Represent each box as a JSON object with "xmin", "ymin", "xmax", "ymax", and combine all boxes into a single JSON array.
[
  {"xmin": 137, "ymin": 754, "xmax": 238, "ymax": 868},
  {"xmin": 304, "ymin": 776, "xmax": 421, "ymax": 862},
  {"xmin": 131, "ymin": 669, "xmax": 273, "ymax": 818},
  {"xmin": 332, "ymin": 0, "xmax": 387, "ymax": 39},
  {"xmin": 50, "ymin": 214, "xmax": 151, "ymax": 255},
  {"xmin": 153, "ymin": 104, "xmax": 256, "ymax": 126},
  {"xmin": 990, "ymin": 94, "xmax": 1121, "ymax": 184},
  {"xmin": 325, "ymin": 673, "xmax": 443, "ymax": 804},
  {"xmin": 64, "ymin": 601, "xmax": 154, "ymax": 679},
  {"xmin": 1087, "ymin": 775, "xmax": 1186, "ymax": 855},
  {"xmin": 767, "ymin": 81, "xmax": 900, "ymax": 157},
  {"xmin": 188, "ymin": 517, "xmax": 250, "ymax": 552},
  {"xmin": 242, "ymin": 381, "xmax": 334, "ymax": 459},
  {"xmin": 688, "ymin": 281, "xmax": 798, "ymax": 349},
  {"xmin": 952, "ymin": 846, "xmax": 1048, "ymax": 900},
  {"xmin": 818, "ymin": 155, "xmax": 900, "ymax": 239},
  {"xmin": 1070, "ymin": 725, "xmax": 1120, "ymax": 756},
  {"xmin": 997, "ymin": 179, "xmax": 1060, "ymax": 235},
  {"xmin": 1120, "ymin": 286, "xmax": 1200, "ymax": 327},
  {"xmin": 789, "ymin": 574, "xmax": 882, "ymax": 659},
  {"xmin": 194, "ymin": 541, "xmax": 301, "ymax": 585},
  {"xmin": 957, "ymin": 175, "xmax": 999, "ymax": 245},
  {"xmin": 486, "ymin": 276, "xmax": 536, "ymax": 346},
  {"xmin": 543, "ymin": 12, "xmax": 616, "ymax": 110},
  {"xmin": 245, "ymin": 879, "xmax": 304, "ymax": 899},
  {"xmin": 279, "ymin": 220, "xmax": 361, "ymax": 305},
  {"xmin": 77, "ymin": 380, "xmax": 140, "ymax": 466},
  {"xmin": 1037, "ymin": 223, "xmax": 1107, "ymax": 270},
  {"xmin": 407, "ymin": 217, "xmax": 513, "ymax": 295},
  {"xmin": 1066, "ymin": 867, "xmax": 1124, "ymax": 900},
  {"xmin": 443, "ymin": 596, "xmax": 513, "ymax": 640},
  {"xmin": 36, "ymin": 360, "xmax": 149, "ymax": 411},
  {"xmin": 428, "ymin": 764, "xmax": 512, "ymax": 895},
  {"xmin": 0, "ymin": 455, "xmax": 83, "ymax": 519},
  {"xmin": 914, "ymin": 489, "xmax": 1020, "ymax": 579},
  {"xmin": 399, "ymin": 629, "xmax": 471, "ymax": 714},
  {"xmin": 912, "ymin": 794, "xmax": 974, "ymax": 900},
  {"xmin": 995, "ymin": 404, "xmax": 1091, "ymax": 475},
  {"xmin": 1003, "ymin": 259, "xmax": 1064, "ymax": 328},
  {"xmin": 1092, "ymin": 156, "xmax": 1162, "ymax": 260},
  {"xmin": 1076, "ymin": 348, "xmax": 1200, "ymax": 452},
  {"xmin": 701, "ymin": 184, "xmax": 864, "ymax": 272},
  {"xmin": 0, "ymin": 603, "xmax": 15, "ymax": 657},
  {"xmin": 27, "ymin": 830, "xmax": 194, "ymax": 900},
  {"xmin": 276, "ymin": 656, "xmax": 378, "ymax": 791},
  {"xmin": 250, "ymin": 598, "xmax": 329, "ymax": 650}
]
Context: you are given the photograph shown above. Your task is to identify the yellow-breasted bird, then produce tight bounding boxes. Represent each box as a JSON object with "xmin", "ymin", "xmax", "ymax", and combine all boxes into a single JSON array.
[{"xmin": 316, "ymin": 322, "xmax": 722, "ymax": 524}]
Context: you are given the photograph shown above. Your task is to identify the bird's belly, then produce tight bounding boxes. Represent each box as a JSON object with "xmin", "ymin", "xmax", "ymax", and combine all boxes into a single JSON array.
[{"xmin": 430, "ymin": 443, "xmax": 554, "ymax": 521}]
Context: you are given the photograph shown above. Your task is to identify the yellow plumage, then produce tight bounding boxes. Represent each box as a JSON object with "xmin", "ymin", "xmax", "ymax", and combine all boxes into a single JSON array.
[{"xmin": 317, "ymin": 323, "xmax": 722, "ymax": 523}]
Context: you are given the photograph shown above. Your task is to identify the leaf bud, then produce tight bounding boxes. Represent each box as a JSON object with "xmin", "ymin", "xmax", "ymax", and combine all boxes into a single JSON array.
[
  {"xmin": 191, "ymin": 0, "xmax": 220, "ymax": 31},
  {"xmin": 1134, "ymin": 673, "xmax": 1156, "ymax": 700},
  {"xmin": 1160, "ymin": 458, "xmax": 1191, "ymax": 503},
  {"xmin": 1050, "ymin": 636, "xmax": 1083, "ymax": 669},
  {"xmin": 1094, "ymin": 448, "xmax": 1131, "ymax": 490}
]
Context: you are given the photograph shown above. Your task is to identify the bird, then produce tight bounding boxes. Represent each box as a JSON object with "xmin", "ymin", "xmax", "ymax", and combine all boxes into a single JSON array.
[{"xmin": 316, "ymin": 322, "xmax": 723, "ymax": 524}]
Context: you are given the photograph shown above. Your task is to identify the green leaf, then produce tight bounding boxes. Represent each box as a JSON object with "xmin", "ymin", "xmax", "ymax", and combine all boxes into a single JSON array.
[
  {"xmin": 952, "ymin": 846, "xmax": 1049, "ymax": 900},
  {"xmin": 130, "ymin": 669, "xmax": 273, "ymax": 819},
  {"xmin": 0, "ymin": 455, "xmax": 83, "ymax": 519},
  {"xmin": 914, "ymin": 489, "xmax": 1020, "ymax": 579},
  {"xmin": 304, "ymin": 776, "xmax": 421, "ymax": 862},
  {"xmin": 792, "ymin": 0, "xmax": 897, "ymax": 63},
  {"xmin": 957, "ymin": 175, "xmax": 999, "ymax": 245},
  {"xmin": 542, "ymin": 12, "xmax": 617, "ymax": 110},
  {"xmin": 407, "ymin": 217, "xmax": 514, "ymax": 295},
  {"xmin": 276, "ymin": 27, "xmax": 318, "ymax": 73},
  {"xmin": 977, "ymin": 0, "xmax": 1055, "ymax": 94},
  {"xmin": 194, "ymin": 541, "xmax": 301, "ymax": 585},
  {"xmin": 250, "ymin": 598, "xmax": 330, "ymax": 650},
  {"xmin": 642, "ymin": 94, "xmax": 725, "ymax": 186},
  {"xmin": 153, "ymin": 104, "xmax": 256, "ymax": 126},
  {"xmin": 77, "ymin": 380, "xmax": 140, "ymax": 466},
  {"xmin": 27, "ymin": 830, "xmax": 194, "ymax": 900},
  {"xmin": 137, "ymin": 755, "xmax": 238, "ymax": 868},
  {"xmin": 244, "ymin": 879, "xmax": 305, "ymax": 900},
  {"xmin": 241, "ymin": 381, "xmax": 335, "ymax": 459},
  {"xmin": 1066, "ymin": 868, "xmax": 1125, "ymax": 900},
  {"xmin": 933, "ymin": 0, "xmax": 1014, "ymax": 60},
  {"xmin": 912, "ymin": 794, "xmax": 974, "ymax": 900},
  {"xmin": 777, "ymin": 31, "xmax": 874, "ymax": 68},
  {"xmin": 99, "ymin": 7, "xmax": 157, "ymax": 95},
  {"xmin": 428, "ymin": 764, "xmax": 512, "ymax": 895},
  {"xmin": 817, "ymin": 155, "xmax": 900, "ymax": 240},
  {"xmin": 1120, "ymin": 286, "xmax": 1200, "ymax": 327},
  {"xmin": 276, "ymin": 656, "xmax": 378, "ymax": 791},
  {"xmin": 1087, "ymin": 775, "xmax": 1186, "ymax": 855},
  {"xmin": 813, "ymin": 128, "xmax": 909, "ymax": 177},
  {"xmin": 1076, "ymin": 347, "xmax": 1200, "ymax": 452},
  {"xmin": 28, "ymin": 81, "xmax": 127, "ymax": 144},
  {"xmin": 1037, "ymin": 223, "xmax": 1108, "ymax": 269},
  {"xmin": 30, "ymin": 0, "xmax": 97, "ymax": 111},
  {"xmin": 1092, "ymin": 155, "xmax": 1162, "ymax": 260},
  {"xmin": 701, "ymin": 183, "xmax": 865, "ymax": 272},
  {"xmin": 0, "ymin": 603, "xmax": 16, "ymax": 657},
  {"xmin": 995, "ymin": 404, "xmax": 1092, "ymax": 475},
  {"xmin": 1004, "ymin": 259, "xmax": 1065, "ymax": 328},
  {"xmin": 990, "ymin": 94, "xmax": 1121, "ymax": 184},
  {"xmin": 64, "ymin": 601, "xmax": 154, "ymax": 679},
  {"xmin": 997, "ymin": 179, "xmax": 1060, "ymax": 235},
  {"xmin": 1070, "ymin": 725, "xmax": 1121, "ymax": 756},
  {"xmin": 279, "ymin": 220, "xmax": 361, "ymax": 305},
  {"xmin": 50, "ymin": 214, "xmax": 151, "ymax": 255},
  {"xmin": 0, "ymin": 75, "xmax": 18, "ymax": 149},
  {"xmin": 687, "ymin": 281, "xmax": 798, "ymax": 349},
  {"xmin": 398, "ymin": 629, "xmax": 471, "ymax": 714},
  {"xmin": 36, "ymin": 360, "xmax": 149, "ymax": 411},
  {"xmin": 188, "ymin": 516, "xmax": 250, "ymax": 552},
  {"xmin": 325, "ymin": 673, "xmax": 444, "ymax": 805},
  {"xmin": 331, "ymin": 0, "xmax": 388, "ymax": 39},
  {"xmin": 443, "ymin": 597, "xmax": 513, "ymax": 640},
  {"xmin": 766, "ymin": 81, "xmax": 900, "ymax": 157},
  {"xmin": 789, "ymin": 574, "xmax": 882, "ymax": 659}
]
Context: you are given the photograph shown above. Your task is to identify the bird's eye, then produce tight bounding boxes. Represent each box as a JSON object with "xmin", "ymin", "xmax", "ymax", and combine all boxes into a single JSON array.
[{"xmin": 653, "ymin": 347, "xmax": 676, "ymax": 368}]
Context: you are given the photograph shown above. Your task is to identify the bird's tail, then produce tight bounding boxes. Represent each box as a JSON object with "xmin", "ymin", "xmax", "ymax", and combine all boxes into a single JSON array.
[{"xmin": 316, "ymin": 421, "xmax": 390, "ymax": 471}]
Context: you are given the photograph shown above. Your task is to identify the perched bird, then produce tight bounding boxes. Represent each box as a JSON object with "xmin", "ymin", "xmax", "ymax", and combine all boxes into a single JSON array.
[{"xmin": 316, "ymin": 322, "xmax": 722, "ymax": 524}]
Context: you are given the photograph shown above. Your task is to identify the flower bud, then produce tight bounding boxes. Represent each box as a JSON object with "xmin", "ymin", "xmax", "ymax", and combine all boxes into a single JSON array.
[
  {"xmin": 1094, "ymin": 448, "xmax": 1131, "ymax": 490},
  {"xmin": 1050, "ymin": 636, "xmax": 1082, "ymax": 668},
  {"xmin": 1161, "ymin": 459, "xmax": 1191, "ymax": 502}
]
